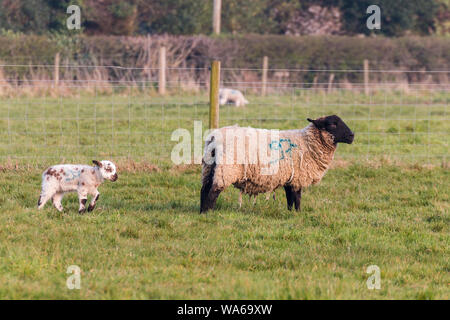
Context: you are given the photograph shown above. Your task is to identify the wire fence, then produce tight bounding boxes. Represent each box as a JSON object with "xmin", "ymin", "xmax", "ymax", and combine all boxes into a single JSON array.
[{"xmin": 0, "ymin": 64, "xmax": 448, "ymax": 167}]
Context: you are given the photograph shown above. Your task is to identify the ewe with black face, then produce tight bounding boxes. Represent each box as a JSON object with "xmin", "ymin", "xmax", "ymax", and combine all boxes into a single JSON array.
[{"xmin": 200, "ymin": 115, "xmax": 354, "ymax": 213}]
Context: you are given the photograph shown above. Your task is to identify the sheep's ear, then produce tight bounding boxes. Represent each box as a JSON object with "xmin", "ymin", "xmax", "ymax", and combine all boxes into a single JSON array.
[
  {"xmin": 307, "ymin": 117, "xmax": 326, "ymax": 129},
  {"xmin": 92, "ymin": 160, "xmax": 102, "ymax": 168}
]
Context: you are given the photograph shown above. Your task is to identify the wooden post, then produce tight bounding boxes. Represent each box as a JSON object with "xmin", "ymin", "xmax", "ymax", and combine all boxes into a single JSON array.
[
  {"xmin": 364, "ymin": 59, "xmax": 369, "ymax": 95},
  {"xmin": 313, "ymin": 75, "xmax": 318, "ymax": 91},
  {"xmin": 213, "ymin": 0, "xmax": 222, "ymax": 35},
  {"xmin": 327, "ymin": 73, "xmax": 335, "ymax": 93},
  {"xmin": 262, "ymin": 56, "xmax": 268, "ymax": 96},
  {"xmin": 146, "ymin": 35, "xmax": 151, "ymax": 86},
  {"xmin": 159, "ymin": 46, "xmax": 166, "ymax": 95},
  {"xmin": 209, "ymin": 60, "xmax": 220, "ymax": 129},
  {"xmin": 54, "ymin": 52, "xmax": 60, "ymax": 87}
]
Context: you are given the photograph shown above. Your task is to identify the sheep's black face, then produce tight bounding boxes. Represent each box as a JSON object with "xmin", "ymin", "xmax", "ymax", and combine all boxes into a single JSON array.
[{"xmin": 307, "ymin": 115, "xmax": 354, "ymax": 144}]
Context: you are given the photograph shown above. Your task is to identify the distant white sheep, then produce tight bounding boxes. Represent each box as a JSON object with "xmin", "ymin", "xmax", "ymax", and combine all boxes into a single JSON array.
[
  {"xmin": 219, "ymin": 88, "xmax": 249, "ymax": 107},
  {"xmin": 38, "ymin": 160, "xmax": 118, "ymax": 214}
]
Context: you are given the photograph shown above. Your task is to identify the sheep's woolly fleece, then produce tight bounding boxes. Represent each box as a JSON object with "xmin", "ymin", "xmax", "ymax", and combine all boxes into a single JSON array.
[{"xmin": 202, "ymin": 124, "xmax": 337, "ymax": 196}]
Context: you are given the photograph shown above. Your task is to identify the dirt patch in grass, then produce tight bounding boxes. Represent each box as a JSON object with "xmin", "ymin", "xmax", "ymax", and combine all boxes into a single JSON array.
[
  {"xmin": 0, "ymin": 157, "xmax": 447, "ymax": 174},
  {"xmin": 170, "ymin": 164, "xmax": 201, "ymax": 174},
  {"xmin": 116, "ymin": 159, "xmax": 161, "ymax": 173}
]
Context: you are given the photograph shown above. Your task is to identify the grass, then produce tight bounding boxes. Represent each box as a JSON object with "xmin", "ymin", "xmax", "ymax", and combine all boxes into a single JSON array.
[
  {"xmin": 0, "ymin": 164, "xmax": 448, "ymax": 299},
  {"xmin": 0, "ymin": 89, "xmax": 448, "ymax": 165},
  {"xmin": 0, "ymin": 90, "xmax": 448, "ymax": 299}
]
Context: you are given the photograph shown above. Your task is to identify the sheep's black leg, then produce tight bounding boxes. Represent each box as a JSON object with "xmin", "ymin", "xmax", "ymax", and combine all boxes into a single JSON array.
[
  {"xmin": 200, "ymin": 161, "xmax": 217, "ymax": 213},
  {"xmin": 200, "ymin": 183, "xmax": 212, "ymax": 213},
  {"xmin": 284, "ymin": 186, "xmax": 294, "ymax": 211},
  {"xmin": 208, "ymin": 187, "xmax": 223, "ymax": 212},
  {"xmin": 293, "ymin": 188, "xmax": 302, "ymax": 211},
  {"xmin": 201, "ymin": 186, "xmax": 223, "ymax": 213}
]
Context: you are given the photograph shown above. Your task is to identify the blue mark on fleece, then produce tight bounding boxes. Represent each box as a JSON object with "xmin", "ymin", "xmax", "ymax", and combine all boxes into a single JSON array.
[
  {"xmin": 268, "ymin": 138, "xmax": 297, "ymax": 164},
  {"xmin": 65, "ymin": 169, "xmax": 81, "ymax": 182}
]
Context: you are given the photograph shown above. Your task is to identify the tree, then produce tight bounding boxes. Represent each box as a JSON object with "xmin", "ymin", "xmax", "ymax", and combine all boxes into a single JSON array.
[
  {"xmin": 0, "ymin": 0, "xmax": 84, "ymax": 34},
  {"xmin": 0, "ymin": 0, "xmax": 51, "ymax": 33},
  {"xmin": 83, "ymin": 0, "xmax": 137, "ymax": 35},
  {"xmin": 134, "ymin": 0, "xmax": 211, "ymax": 35},
  {"xmin": 434, "ymin": 0, "xmax": 450, "ymax": 35},
  {"xmin": 0, "ymin": 0, "xmax": 443, "ymax": 36},
  {"xmin": 339, "ymin": 0, "xmax": 438, "ymax": 36}
]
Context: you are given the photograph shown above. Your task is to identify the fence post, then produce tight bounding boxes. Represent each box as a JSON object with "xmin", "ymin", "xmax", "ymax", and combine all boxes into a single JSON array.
[
  {"xmin": 146, "ymin": 35, "xmax": 152, "ymax": 86},
  {"xmin": 364, "ymin": 59, "xmax": 369, "ymax": 95},
  {"xmin": 54, "ymin": 52, "xmax": 60, "ymax": 87},
  {"xmin": 262, "ymin": 56, "xmax": 268, "ymax": 96},
  {"xmin": 159, "ymin": 46, "xmax": 166, "ymax": 95},
  {"xmin": 213, "ymin": 0, "xmax": 222, "ymax": 35},
  {"xmin": 209, "ymin": 60, "xmax": 220, "ymax": 129},
  {"xmin": 327, "ymin": 73, "xmax": 335, "ymax": 93}
]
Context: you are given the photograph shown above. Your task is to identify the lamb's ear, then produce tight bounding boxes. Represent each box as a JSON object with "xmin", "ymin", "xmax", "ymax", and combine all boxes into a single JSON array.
[{"xmin": 92, "ymin": 160, "xmax": 102, "ymax": 168}]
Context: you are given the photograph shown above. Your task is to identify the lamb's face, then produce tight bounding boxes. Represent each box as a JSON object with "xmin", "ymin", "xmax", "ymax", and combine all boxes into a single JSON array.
[
  {"xmin": 307, "ymin": 115, "xmax": 354, "ymax": 144},
  {"xmin": 93, "ymin": 160, "xmax": 118, "ymax": 181}
]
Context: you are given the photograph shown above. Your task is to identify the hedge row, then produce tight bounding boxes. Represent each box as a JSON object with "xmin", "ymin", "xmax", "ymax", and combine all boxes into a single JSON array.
[{"xmin": 0, "ymin": 34, "xmax": 448, "ymax": 85}]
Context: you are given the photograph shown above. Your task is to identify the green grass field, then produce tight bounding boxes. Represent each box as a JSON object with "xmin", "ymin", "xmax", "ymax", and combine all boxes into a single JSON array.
[
  {"xmin": 1, "ymin": 89, "xmax": 448, "ymax": 165},
  {"xmin": 0, "ymin": 90, "xmax": 448, "ymax": 299}
]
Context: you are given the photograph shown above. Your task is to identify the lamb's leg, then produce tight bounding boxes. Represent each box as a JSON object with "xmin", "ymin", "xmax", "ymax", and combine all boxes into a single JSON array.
[
  {"xmin": 88, "ymin": 190, "xmax": 100, "ymax": 212},
  {"xmin": 284, "ymin": 186, "xmax": 294, "ymax": 211},
  {"xmin": 265, "ymin": 192, "xmax": 276, "ymax": 201},
  {"xmin": 77, "ymin": 189, "xmax": 88, "ymax": 214},
  {"xmin": 38, "ymin": 191, "xmax": 54, "ymax": 210},
  {"xmin": 293, "ymin": 188, "xmax": 302, "ymax": 211},
  {"xmin": 52, "ymin": 192, "xmax": 64, "ymax": 212},
  {"xmin": 239, "ymin": 191, "xmax": 243, "ymax": 209}
]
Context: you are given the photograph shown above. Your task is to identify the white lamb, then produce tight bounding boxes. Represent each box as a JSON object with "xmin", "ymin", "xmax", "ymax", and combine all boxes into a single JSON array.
[
  {"xmin": 38, "ymin": 160, "xmax": 118, "ymax": 214},
  {"xmin": 219, "ymin": 88, "xmax": 249, "ymax": 107}
]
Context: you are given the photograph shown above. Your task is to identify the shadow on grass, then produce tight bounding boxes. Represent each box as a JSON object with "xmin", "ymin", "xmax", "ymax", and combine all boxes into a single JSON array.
[{"xmin": 137, "ymin": 200, "xmax": 199, "ymax": 214}]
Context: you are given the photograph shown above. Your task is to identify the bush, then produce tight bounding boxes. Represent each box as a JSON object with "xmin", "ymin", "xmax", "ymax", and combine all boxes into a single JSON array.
[{"xmin": 0, "ymin": 34, "xmax": 448, "ymax": 86}]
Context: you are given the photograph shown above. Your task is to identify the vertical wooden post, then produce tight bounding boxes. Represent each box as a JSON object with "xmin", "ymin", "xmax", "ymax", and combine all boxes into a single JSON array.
[
  {"xmin": 146, "ymin": 35, "xmax": 152, "ymax": 86},
  {"xmin": 54, "ymin": 52, "xmax": 60, "ymax": 87},
  {"xmin": 209, "ymin": 60, "xmax": 220, "ymax": 129},
  {"xmin": 313, "ymin": 75, "xmax": 318, "ymax": 91},
  {"xmin": 213, "ymin": 0, "xmax": 222, "ymax": 35},
  {"xmin": 327, "ymin": 73, "xmax": 335, "ymax": 93},
  {"xmin": 159, "ymin": 46, "xmax": 166, "ymax": 95},
  {"xmin": 364, "ymin": 59, "xmax": 369, "ymax": 95},
  {"xmin": 262, "ymin": 56, "xmax": 268, "ymax": 96}
]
